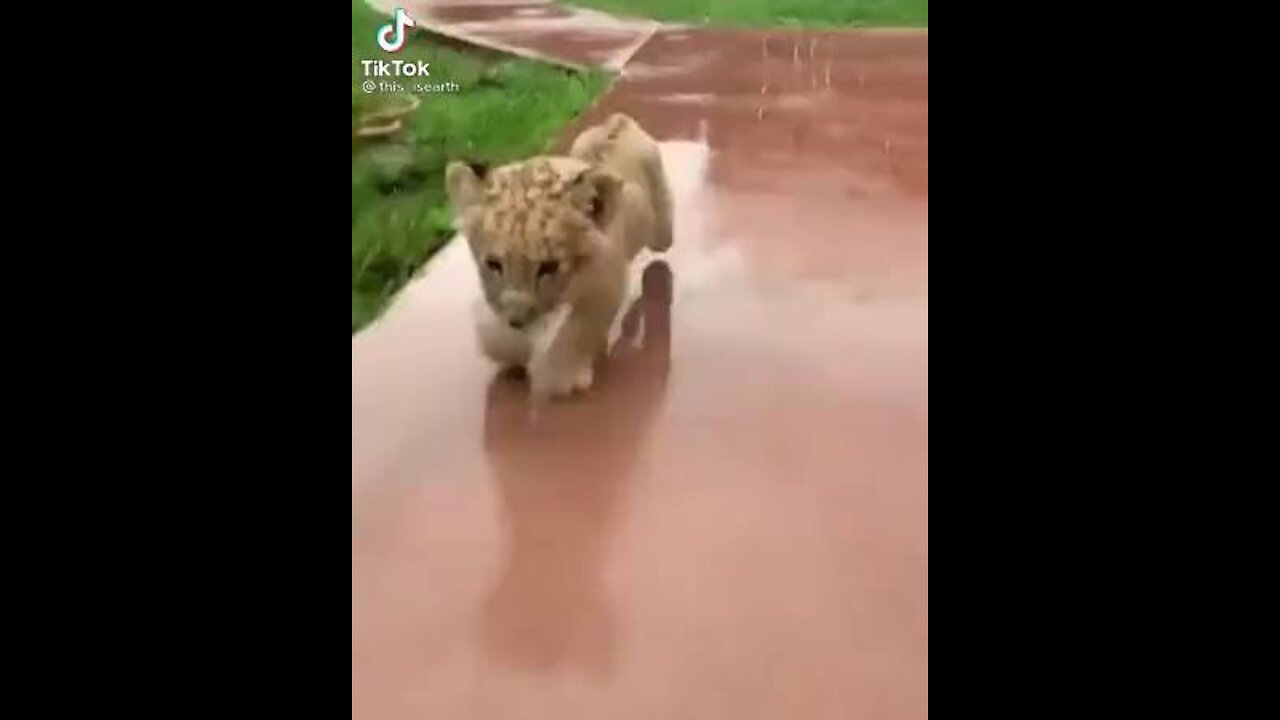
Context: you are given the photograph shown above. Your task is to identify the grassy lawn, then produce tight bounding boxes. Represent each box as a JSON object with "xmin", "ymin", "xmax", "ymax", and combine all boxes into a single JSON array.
[
  {"xmin": 351, "ymin": 0, "xmax": 609, "ymax": 333},
  {"xmin": 570, "ymin": 0, "xmax": 927, "ymax": 27}
]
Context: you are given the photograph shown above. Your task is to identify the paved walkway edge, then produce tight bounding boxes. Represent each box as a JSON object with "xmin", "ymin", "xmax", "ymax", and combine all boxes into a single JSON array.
[
  {"xmin": 413, "ymin": 21, "xmax": 587, "ymax": 72},
  {"xmin": 364, "ymin": 0, "xmax": 661, "ymax": 73}
]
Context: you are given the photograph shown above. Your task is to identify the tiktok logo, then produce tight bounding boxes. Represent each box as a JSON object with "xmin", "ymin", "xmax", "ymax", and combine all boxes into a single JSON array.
[{"xmin": 377, "ymin": 7, "xmax": 417, "ymax": 53}]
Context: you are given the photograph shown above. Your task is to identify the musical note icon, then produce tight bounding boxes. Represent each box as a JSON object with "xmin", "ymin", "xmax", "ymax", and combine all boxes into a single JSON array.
[{"xmin": 377, "ymin": 8, "xmax": 417, "ymax": 53}]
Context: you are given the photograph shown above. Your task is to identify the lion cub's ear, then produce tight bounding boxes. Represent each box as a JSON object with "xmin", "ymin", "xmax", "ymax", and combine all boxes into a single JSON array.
[
  {"xmin": 445, "ymin": 161, "xmax": 489, "ymax": 211},
  {"xmin": 574, "ymin": 168, "xmax": 624, "ymax": 230}
]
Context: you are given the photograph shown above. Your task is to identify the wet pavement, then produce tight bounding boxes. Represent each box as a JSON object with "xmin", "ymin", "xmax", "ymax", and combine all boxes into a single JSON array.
[
  {"xmin": 353, "ymin": 5, "xmax": 927, "ymax": 719},
  {"xmin": 369, "ymin": 0, "xmax": 658, "ymax": 70}
]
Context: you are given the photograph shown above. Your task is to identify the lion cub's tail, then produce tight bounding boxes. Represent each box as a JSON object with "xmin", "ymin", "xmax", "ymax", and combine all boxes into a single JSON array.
[
  {"xmin": 570, "ymin": 113, "xmax": 637, "ymax": 163},
  {"xmin": 603, "ymin": 112, "xmax": 637, "ymax": 137}
]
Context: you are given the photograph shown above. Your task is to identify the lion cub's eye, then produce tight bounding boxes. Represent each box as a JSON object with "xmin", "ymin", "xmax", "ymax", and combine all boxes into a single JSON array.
[
  {"xmin": 484, "ymin": 257, "xmax": 503, "ymax": 274},
  {"xmin": 537, "ymin": 260, "xmax": 560, "ymax": 279}
]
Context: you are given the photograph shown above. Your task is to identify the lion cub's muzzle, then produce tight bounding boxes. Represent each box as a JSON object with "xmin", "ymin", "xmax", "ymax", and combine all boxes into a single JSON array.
[{"xmin": 498, "ymin": 290, "xmax": 538, "ymax": 330}]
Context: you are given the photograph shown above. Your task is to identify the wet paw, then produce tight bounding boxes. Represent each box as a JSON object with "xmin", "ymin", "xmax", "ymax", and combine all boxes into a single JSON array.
[
  {"xmin": 530, "ymin": 360, "xmax": 594, "ymax": 400},
  {"xmin": 572, "ymin": 364, "xmax": 595, "ymax": 392}
]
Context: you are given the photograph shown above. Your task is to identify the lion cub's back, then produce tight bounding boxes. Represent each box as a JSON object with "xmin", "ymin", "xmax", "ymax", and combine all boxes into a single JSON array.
[{"xmin": 570, "ymin": 114, "xmax": 661, "ymax": 200}]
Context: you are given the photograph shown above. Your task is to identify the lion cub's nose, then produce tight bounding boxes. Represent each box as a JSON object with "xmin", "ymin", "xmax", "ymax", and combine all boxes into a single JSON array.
[{"xmin": 499, "ymin": 291, "xmax": 535, "ymax": 330}]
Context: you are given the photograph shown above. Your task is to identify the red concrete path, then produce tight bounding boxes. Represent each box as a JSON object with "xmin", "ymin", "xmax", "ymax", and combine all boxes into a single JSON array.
[{"xmin": 353, "ymin": 6, "xmax": 927, "ymax": 719}]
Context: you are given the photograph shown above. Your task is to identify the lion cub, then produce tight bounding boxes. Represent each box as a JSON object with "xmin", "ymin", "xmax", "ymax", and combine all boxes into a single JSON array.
[{"xmin": 445, "ymin": 113, "xmax": 673, "ymax": 399}]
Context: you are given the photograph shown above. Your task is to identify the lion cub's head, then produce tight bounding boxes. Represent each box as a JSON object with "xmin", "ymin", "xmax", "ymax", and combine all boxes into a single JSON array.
[{"xmin": 446, "ymin": 157, "xmax": 622, "ymax": 330}]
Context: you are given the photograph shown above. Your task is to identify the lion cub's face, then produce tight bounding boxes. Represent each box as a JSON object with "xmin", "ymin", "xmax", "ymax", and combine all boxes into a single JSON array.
[{"xmin": 446, "ymin": 158, "xmax": 620, "ymax": 329}]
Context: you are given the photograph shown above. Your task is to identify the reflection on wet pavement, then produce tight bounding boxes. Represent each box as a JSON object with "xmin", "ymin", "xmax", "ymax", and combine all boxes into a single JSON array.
[
  {"xmin": 352, "ymin": 9, "xmax": 927, "ymax": 719},
  {"xmin": 481, "ymin": 263, "xmax": 671, "ymax": 677}
]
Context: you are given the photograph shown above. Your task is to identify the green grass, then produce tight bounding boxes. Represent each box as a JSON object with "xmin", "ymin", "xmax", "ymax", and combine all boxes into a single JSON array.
[
  {"xmin": 569, "ymin": 0, "xmax": 927, "ymax": 27},
  {"xmin": 351, "ymin": 0, "xmax": 610, "ymax": 333}
]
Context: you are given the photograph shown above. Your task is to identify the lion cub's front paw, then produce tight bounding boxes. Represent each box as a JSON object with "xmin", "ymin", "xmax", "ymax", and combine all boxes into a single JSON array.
[
  {"xmin": 571, "ymin": 363, "xmax": 595, "ymax": 393},
  {"xmin": 529, "ymin": 357, "xmax": 595, "ymax": 400}
]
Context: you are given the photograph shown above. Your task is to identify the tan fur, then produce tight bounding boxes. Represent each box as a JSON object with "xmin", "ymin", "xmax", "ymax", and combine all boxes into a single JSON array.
[
  {"xmin": 569, "ymin": 113, "xmax": 673, "ymax": 252},
  {"xmin": 446, "ymin": 113, "xmax": 673, "ymax": 399}
]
